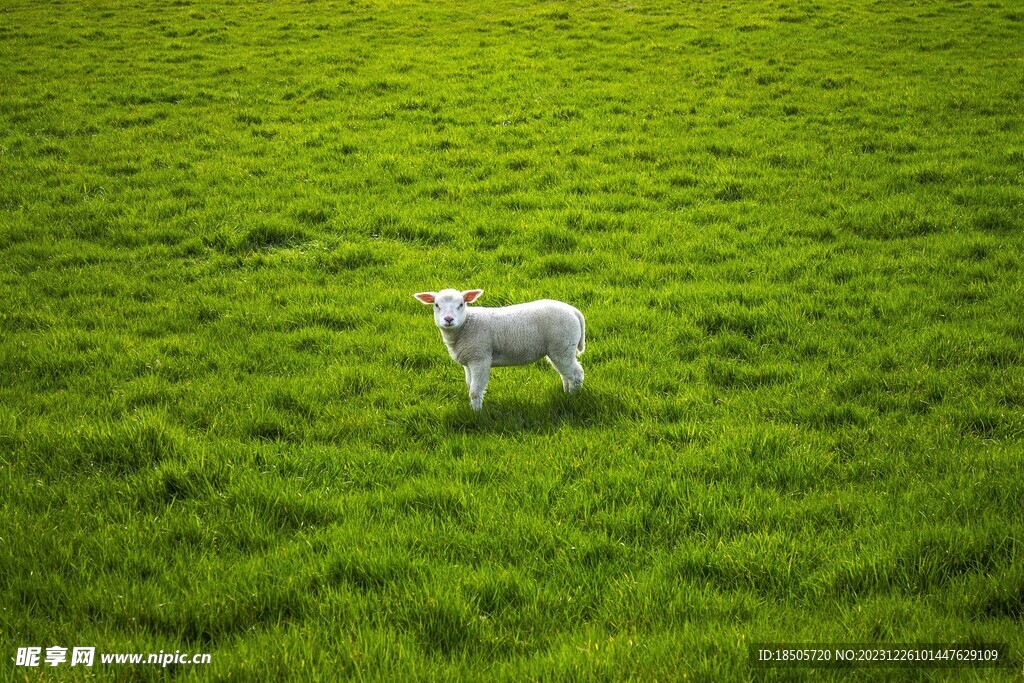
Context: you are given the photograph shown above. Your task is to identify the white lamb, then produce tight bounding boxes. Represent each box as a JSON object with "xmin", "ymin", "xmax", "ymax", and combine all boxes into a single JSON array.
[{"xmin": 414, "ymin": 289, "xmax": 586, "ymax": 411}]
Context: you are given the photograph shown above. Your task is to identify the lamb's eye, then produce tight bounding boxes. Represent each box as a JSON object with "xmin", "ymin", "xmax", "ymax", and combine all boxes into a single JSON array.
[
  {"xmin": 458, "ymin": 303, "xmax": 464, "ymax": 309},
  {"xmin": 434, "ymin": 304, "xmax": 439, "ymax": 309}
]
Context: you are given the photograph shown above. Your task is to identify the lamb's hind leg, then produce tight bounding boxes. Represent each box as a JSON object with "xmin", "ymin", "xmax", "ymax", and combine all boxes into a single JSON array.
[{"xmin": 548, "ymin": 348, "xmax": 584, "ymax": 393}]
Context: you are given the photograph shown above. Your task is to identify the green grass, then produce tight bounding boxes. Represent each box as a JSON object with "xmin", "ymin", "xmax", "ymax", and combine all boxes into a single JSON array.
[{"xmin": 1, "ymin": 0, "xmax": 1023, "ymax": 679}]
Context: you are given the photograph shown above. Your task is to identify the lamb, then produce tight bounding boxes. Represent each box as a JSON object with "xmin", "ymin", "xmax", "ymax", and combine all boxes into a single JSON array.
[{"xmin": 413, "ymin": 289, "xmax": 586, "ymax": 411}]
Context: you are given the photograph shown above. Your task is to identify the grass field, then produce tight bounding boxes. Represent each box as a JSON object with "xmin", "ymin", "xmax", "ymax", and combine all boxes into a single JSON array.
[{"xmin": 2, "ymin": 0, "xmax": 1023, "ymax": 679}]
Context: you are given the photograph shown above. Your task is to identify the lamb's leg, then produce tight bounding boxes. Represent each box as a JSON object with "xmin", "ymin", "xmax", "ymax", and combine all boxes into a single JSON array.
[
  {"xmin": 464, "ymin": 365, "xmax": 471, "ymax": 391},
  {"xmin": 548, "ymin": 357, "xmax": 570, "ymax": 392},
  {"xmin": 467, "ymin": 363, "xmax": 491, "ymax": 411},
  {"xmin": 548, "ymin": 350, "xmax": 584, "ymax": 393}
]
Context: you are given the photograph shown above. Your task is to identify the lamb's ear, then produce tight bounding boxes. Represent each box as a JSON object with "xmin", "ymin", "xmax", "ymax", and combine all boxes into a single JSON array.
[
  {"xmin": 414, "ymin": 292, "xmax": 437, "ymax": 304},
  {"xmin": 462, "ymin": 289, "xmax": 483, "ymax": 303}
]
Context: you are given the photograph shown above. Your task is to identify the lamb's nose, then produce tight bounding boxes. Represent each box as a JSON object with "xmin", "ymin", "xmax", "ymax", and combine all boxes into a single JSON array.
[{"xmin": 444, "ymin": 315, "xmax": 454, "ymax": 323}]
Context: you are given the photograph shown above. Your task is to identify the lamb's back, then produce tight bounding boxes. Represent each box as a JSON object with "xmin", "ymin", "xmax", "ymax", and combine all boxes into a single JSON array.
[{"xmin": 475, "ymin": 301, "xmax": 580, "ymax": 366}]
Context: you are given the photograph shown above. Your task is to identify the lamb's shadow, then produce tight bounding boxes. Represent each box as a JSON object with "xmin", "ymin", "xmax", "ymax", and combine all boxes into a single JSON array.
[{"xmin": 440, "ymin": 387, "xmax": 635, "ymax": 434}]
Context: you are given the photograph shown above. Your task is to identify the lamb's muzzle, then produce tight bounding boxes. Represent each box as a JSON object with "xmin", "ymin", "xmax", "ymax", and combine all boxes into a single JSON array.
[{"xmin": 413, "ymin": 288, "xmax": 586, "ymax": 411}]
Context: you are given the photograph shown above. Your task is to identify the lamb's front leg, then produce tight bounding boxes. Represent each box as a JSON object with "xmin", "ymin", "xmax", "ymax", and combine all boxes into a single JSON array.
[{"xmin": 467, "ymin": 362, "xmax": 491, "ymax": 411}]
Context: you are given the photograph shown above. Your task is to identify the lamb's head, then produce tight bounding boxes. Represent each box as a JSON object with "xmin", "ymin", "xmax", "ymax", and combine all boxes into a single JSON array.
[{"xmin": 414, "ymin": 288, "xmax": 483, "ymax": 330}]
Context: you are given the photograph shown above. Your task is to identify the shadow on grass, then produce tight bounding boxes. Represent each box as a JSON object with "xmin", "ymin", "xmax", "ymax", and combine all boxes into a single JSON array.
[{"xmin": 439, "ymin": 387, "xmax": 636, "ymax": 434}]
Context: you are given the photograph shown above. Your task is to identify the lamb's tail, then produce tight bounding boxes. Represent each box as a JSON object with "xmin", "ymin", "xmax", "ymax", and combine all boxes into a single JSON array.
[{"xmin": 574, "ymin": 307, "xmax": 586, "ymax": 355}]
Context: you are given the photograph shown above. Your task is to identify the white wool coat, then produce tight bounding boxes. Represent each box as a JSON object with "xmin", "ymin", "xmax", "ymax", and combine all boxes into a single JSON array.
[{"xmin": 438, "ymin": 300, "xmax": 585, "ymax": 367}]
